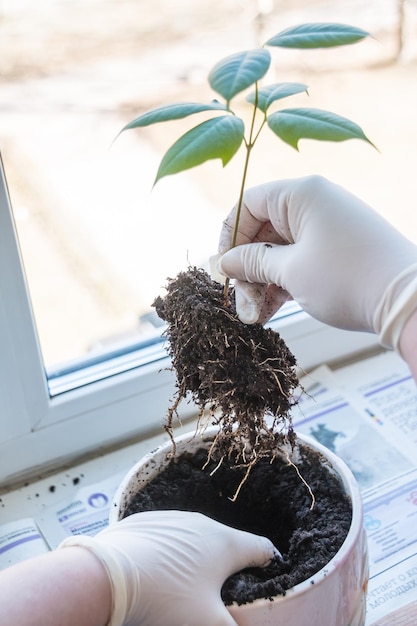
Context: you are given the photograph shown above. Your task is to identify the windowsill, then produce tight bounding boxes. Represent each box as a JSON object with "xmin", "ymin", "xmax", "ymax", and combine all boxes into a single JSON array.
[{"xmin": 0, "ymin": 420, "xmax": 195, "ymax": 517}]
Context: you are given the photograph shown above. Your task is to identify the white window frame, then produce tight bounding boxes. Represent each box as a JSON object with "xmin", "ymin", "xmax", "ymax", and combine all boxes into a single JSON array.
[{"xmin": 0, "ymin": 155, "xmax": 380, "ymax": 487}]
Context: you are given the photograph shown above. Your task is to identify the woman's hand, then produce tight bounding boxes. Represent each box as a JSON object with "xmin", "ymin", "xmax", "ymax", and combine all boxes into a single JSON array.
[
  {"xmin": 217, "ymin": 175, "xmax": 417, "ymax": 351},
  {"xmin": 59, "ymin": 510, "xmax": 278, "ymax": 626}
]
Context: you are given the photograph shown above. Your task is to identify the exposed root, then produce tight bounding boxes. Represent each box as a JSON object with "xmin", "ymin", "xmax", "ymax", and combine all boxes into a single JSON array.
[
  {"xmin": 285, "ymin": 450, "xmax": 316, "ymax": 510},
  {"xmin": 209, "ymin": 455, "xmax": 225, "ymax": 476},
  {"xmin": 153, "ymin": 266, "xmax": 301, "ymax": 492},
  {"xmin": 229, "ymin": 456, "xmax": 258, "ymax": 502}
]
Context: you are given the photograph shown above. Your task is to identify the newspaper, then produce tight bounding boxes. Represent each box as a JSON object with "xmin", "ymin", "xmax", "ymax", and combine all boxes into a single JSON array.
[
  {"xmin": 295, "ymin": 353, "xmax": 417, "ymax": 624},
  {"xmin": 363, "ymin": 469, "xmax": 417, "ymax": 624},
  {"xmin": 0, "ymin": 518, "xmax": 50, "ymax": 570},
  {"xmin": 34, "ymin": 473, "xmax": 124, "ymax": 549},
  {"xmin": 1, "ymin": 351, "xmax": 416, "ymax": 622},
  {"xmin": 0, "ymin": 473, "xmax": 123, "ymax": 569}
]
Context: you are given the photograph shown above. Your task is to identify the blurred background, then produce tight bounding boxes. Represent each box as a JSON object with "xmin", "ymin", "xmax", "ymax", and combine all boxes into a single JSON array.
[{"xmin": 1, "ymin": 0, "xmax": 417, "ymax": 369}]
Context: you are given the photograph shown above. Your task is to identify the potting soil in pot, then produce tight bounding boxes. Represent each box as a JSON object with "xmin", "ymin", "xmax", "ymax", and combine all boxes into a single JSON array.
[{"xmin": 122, "ymin": 442, "xmax": 352, "ymax": 606}]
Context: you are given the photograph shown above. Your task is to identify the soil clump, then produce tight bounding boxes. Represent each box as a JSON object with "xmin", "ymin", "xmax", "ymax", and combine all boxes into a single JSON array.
[{"xmin": 152, "ymin": 266, "xmax": 300, "ymax": 477}]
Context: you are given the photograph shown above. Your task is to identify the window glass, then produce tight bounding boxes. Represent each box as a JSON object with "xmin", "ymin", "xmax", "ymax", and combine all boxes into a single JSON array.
[{"xmin": 2, "ymin": 0, "xmax": 417, "ymax": 371}]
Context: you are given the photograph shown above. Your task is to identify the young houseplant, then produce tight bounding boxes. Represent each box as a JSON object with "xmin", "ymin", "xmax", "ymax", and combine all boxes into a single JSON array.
[{"xmin": 112, "ymin": 23, "xmax": 373, "ymax": 624}]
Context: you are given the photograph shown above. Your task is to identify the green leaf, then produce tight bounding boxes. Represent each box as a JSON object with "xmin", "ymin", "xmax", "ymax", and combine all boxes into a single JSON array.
[
  {"xmin": 265, "ymin": 23, "xmax": 369, "ymax": 48},
  {"xmin": 155, "ymin": 116, "xmax": 245, "ymax": 183},
  {"xmin": 119, "ymin": 101, "xmax": 228, "ymax": 132},
  {"xmin": 246, "ymin": 82, "xmax": 308, "ymax": 113},
  {"xmin": 208, "ymin": 49, "xmax": 271, "ymax": 104},
  {"xmin": 267, "ymin": 108, "xmax": 374, "ymax": 150}
]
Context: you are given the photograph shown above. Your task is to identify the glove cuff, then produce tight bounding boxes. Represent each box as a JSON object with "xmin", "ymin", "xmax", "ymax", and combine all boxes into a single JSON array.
[
  {"xmin": 375, "ymin": 263, "xmax": 417, "ymax": 352},
  {"xmin": 58, "ymin": 535, "xmax": 130, "ymax": 626}
]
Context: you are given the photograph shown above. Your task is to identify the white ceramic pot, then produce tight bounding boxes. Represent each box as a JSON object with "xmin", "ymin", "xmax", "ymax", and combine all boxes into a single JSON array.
[{"xmin": 110, "ymin": 428, "xmax": 368, "ymax": 626}]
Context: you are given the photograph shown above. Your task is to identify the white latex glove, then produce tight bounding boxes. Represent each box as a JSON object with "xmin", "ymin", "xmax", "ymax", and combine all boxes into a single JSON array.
[
  {"xmin": 216, "ymin": 175, "xmax": 417, "ymax": 351},
  {"xmin": 58, "ymin": 510, "xmax": 278, "ymax": 626}
]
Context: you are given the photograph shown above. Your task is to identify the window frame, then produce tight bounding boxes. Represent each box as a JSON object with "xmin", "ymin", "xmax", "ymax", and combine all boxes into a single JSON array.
[{"xmin": 0, "ymin": 155, "xmax": 380, "ymax": 487}]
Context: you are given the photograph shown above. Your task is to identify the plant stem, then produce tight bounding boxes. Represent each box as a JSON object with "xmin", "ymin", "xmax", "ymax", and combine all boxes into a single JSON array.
[{"xmin": 223, "ymin": 85, "xmax": 260, "ymax": 302}]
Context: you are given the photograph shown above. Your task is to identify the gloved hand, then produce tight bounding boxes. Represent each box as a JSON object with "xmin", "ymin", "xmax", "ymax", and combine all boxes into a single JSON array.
[
  {"xmin": 58, "ymin": 510, "xmax": 278, "ymax": 626},
  {"xmin": 216, "ymin": 175, "xmax": 417, "ymax": 351}
]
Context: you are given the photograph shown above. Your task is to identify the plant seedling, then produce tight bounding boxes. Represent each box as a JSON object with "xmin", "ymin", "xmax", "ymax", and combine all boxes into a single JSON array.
[
  {"xmin": 119, "ymin": 23, "xmax": 374, "ymax": 259},
  {"xmin": 117, "ymin": 22, "xmax": 374, "ymax": 497}
]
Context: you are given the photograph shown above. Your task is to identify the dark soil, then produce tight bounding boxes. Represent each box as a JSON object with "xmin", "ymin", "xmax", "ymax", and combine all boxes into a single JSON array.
[
  {"xmin": 152, "ymin": 267, "xmax": 300, "ymax": 480},
  {"xmin": 124, "ymin": 442, "xmax": 352, "ymax": 605}
]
